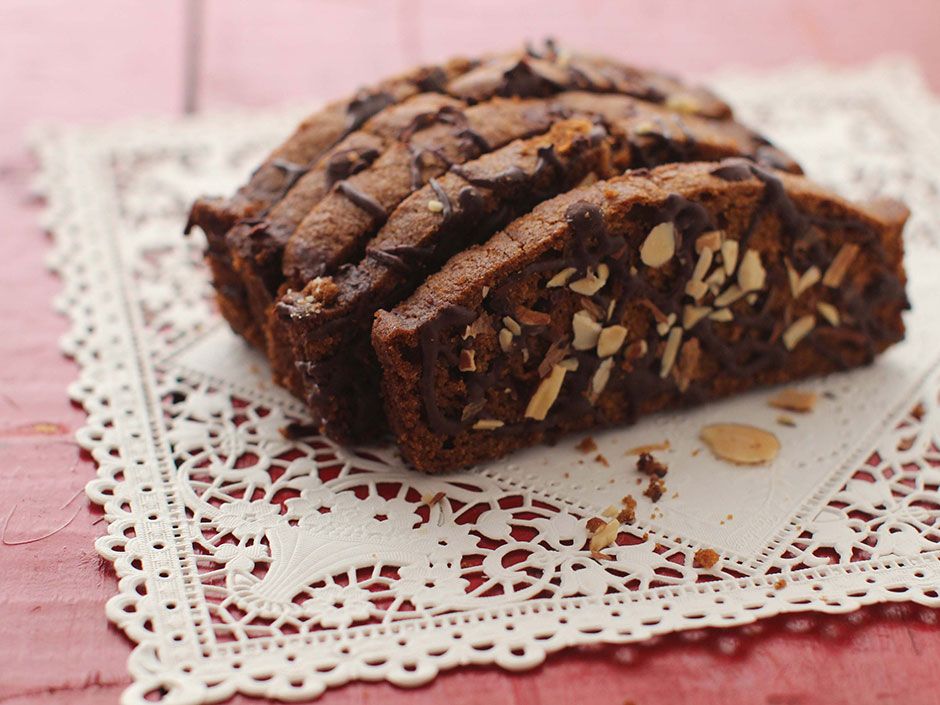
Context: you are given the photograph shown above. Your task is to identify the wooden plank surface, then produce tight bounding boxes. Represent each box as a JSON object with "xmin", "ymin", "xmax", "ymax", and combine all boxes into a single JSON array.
[{"xmin": 2, "ymin": 1, "xmax": 940, "ymax": 703}]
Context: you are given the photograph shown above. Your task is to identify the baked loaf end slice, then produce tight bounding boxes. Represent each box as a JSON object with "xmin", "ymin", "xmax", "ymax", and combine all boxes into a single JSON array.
[
  {"xmin": 277, "ymin": 97, "xmax": 800, "ymax": 443},
  {"xmin": 372, "ymin": 159, "xmax": 909, "ymax": 471}
]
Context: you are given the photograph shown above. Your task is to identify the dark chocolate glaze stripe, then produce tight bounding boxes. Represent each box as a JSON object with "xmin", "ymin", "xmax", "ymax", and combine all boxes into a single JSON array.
[{"xmin": 335, "ymin": 181, "xmax": 388, "ymax": 223}]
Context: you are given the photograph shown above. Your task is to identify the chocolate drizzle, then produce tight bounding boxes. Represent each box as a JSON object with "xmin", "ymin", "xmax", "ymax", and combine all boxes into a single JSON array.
[
  {"xmin": 268, "ymin": 159, "xmax": 312, "ymax": 204},
  {"xmin": 335, "ymin": 181, "xmax": 387, "ymax": 223},
  {"xmin": 415, "ymin": 159, "xmax": 906, "ymax": 442},
  {"xmin": 325, "ymin": 147, "xmax": 381, "ymax": 188},
  {"xmin": 345, "ymin": 90, "xmax": 395, "ymax": 134},
  {"xmin": 428, "ymin": 178, "xmax": 453, "ymax": 219},
  {"xmin": 366, "ymin": 244, "xmax": 436, "ymax": 275}
]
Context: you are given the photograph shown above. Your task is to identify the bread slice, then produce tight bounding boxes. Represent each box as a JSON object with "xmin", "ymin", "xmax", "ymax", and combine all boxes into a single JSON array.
[
  {"xmin": 372, "ymin": 160, "xmax": 908, "ymax": 471},
  {"xmin": 278, "ymin": 96, "xmax": 801, "ymax": 442}
]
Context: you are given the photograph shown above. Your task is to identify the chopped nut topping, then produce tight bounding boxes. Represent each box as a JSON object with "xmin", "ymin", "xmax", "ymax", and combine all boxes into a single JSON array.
[
  {"xmin": 721, "ymin": 239, "xmax": 739, "ymax": 277},
  {"xmin": 640, "ymin": 222, "xmax": 677, "ymax": 268},
  {"xmin": 659, "ymin": 327, "xmax": 682, "ymax": 378},
  {"xmin": 427, "ymin": 199, "xmax": 445, "ymax": 213},
  {"xmin": 585, "ymin": 517, "xmax": 606, "ymax": 533},
  {"xmin": 623, "ymin": 340, "xmax": 648, "ymax": 360},
  {"xmin": 458, "ymin": 348, "xmax": 476, "ymax": 372},
  {"xmin": 709, "ymin": 308, "xmax": 734, "ymax": 322},
  {"xmin": 637, "ymin": 452, "xmax": 668, "ymax": 477},
  {"xmin": 576, "ymin": 436, "xmax": 598, "ymax": 453},
  {"xmin": 713, "ymin": 284, "xmax": 745, "ymax": 308},
  {"xmin": 558, "ymin": 357, "xmax": 579, "ymax": 371},
  {"xmin": 590, "ymin": 358, "xmax": 614, "ymax": 401},
  {"xmin": 693, "ymin": 548, "xmax": 719, "ymax": 569},
  {"xmin": 513, "ymin": 306, "xmax": 551, "ymax": 327},
  {"xmin": 644, "ymin": 476, "xmax": 666, "ymax": 502},
  {"xmin": 685, "ymin": 279, "xmax": 709, "ymax": 302},
  {"xmin": 589, "ymin": 517, "xmax": 620, "ymax": 553},
  {"xmin": 569, "ymin": 263, "xmax": 610, "ymax": 296},
  {"xmin": 768, "ymin": 388, "xmax": 818, "ymax": 413},
  {"xmin": 462, "ymin": 316, "xmax": 489, "ymax": 339},
  {"xmin": 782, "ymin": 314, "xmax": 816, "ymax": 350},
  {"xmin": 823, "ymin": 243, "xmax": 859, "ymax": 287},
  {"xmin": 606, "ymin": 299, "xmax": 616, "ymax": 321},
  {"xmin": 538, "ymin": 340, "xmax": 570, "ymax": 378},
  {"xmin": 597, "ymin": 325, "xmax": 628, "ymax": 357},
  {"xmin": 524, "ymin": 364, "xmax": 567, "ymax": 420},
  {"xmin": 498, "ymin": 328, "xmax": 514, "ymax": 353},
  {"xmin": 776, "ymin": 415, "xmax": 797, "ymax": 427},
  {"xmin": 737, "ymin": 249, "xmax": 766, "ymax": 292},
  {"xmin": 665, "ymin": 93, "xmax": 700, "ymax": 114},
  {"xmin": 817, "ymin": 302, "xmax": 840, "ymax": 326},
  {"xmin": 601, "ymin": 504, "xmax": 620, "ymax": 518},
  {"xmin": 695, "ymin": 230, "xmax": 723, "ymax": 254},
  {"xmin": 482, "ymin": 286, "xmax": 490, "ymax": 298},
  {"xmin": 502, "ymin": 316, "xmax": 522, "ymax": 336},
  {"xmin": 572, "ymin": 310, "xmax": 602, "ymax": 350},
  {"xmin": 546, "ymin": 267, "xmax": 577, "ymax": 288},
  {"xmin": 691, "ymin": 246, "xmax": 714, "ymax": 283},
  {"xmin": 625, "ymin": 440, "xmax": 671, "ymax": 455},
  {"xmin": 674, "ymin": 336, "xmax": 702, "ymax": 392},
  {"xmin": 700, "ymin": 423, "xmax": 781, "ymax": 465},
  {"xmin": 579, "ymin": 296, "xmax": 606, "ymax": 321},
  {"xmin": 656, "ymin": 312, "xmax": 677, "ymax": 337},
  {"xmin": 682, "ymin": 305, "xmax": 711, "ymax": 330},
  {"xmin": 472, "ymin": 419, "xmax": 504, "ymax": 430},
  {"xmin": 705, "ymin": 267, "xmax": 728, "ymax": 292}
]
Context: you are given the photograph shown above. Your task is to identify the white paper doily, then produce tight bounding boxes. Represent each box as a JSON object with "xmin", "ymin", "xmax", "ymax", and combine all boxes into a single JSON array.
[{"xmin": 34, "ymin": 59, "xmax": 940, "ymax": 705}]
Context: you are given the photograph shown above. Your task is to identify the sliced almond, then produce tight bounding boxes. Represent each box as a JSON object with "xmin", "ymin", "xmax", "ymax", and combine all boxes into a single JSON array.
[
  {"xmin": 713, "ymin": 284, "xmax": 745, "ymax": 308},
  {"xmin": 502, "ymin": 316, "xmax": 522, "ymax": 336},
  {"xmin": 709, "ymin": 308, "xmax": 734, "ymax": 322},
  {"xmin": 546, "ymin": 267, "xmax": 577, "ymax": 288},
  {"xmin": 768, "ymin": 388, "xmax": 818, "ymax": 413},
  {"xmin": 625, "ymin": 440, "xmax": 671, "ymax": 455},
  {"xmin": 823, "ymin": 243, "xmax": 859, "ymax": 288},
  {"xmin": 782, "ymin": 314, "xmax": 815, "ymax": 350},
  {"xmin": 665, "ymin": 93, "xmax": 701, "ymax": 115},
  {"xmin": 589, "ymin": 517, "xmax": 621, "ymax": 553},
  {"xmin": 696, "ymin": 230, "xmax": 723, "ymax": 254},
  {"xmin": 572, "ymin": 310, "xmax": 603, "ymax": 350},
  {"xmin": 737, "ymin": 249, "xmax": 766, "ymax": 292},
  {"xmin": 640, "ymin": 222, "xmax": 676, "ymax": 268},
  {"xmin": 590, "ymin": 357, "xmax": 614, "ymax": 401},
  {"xmin": 498, "ymin": 328, "xmax": 514, "ymax": 353},
  {"xmin": 597, "ymin": 325, "xmax": 628, "ymax": 358},
  {"xmin": 514, "ymin": 306, "xmax": 552, "ymax": 327},
  {"xmin": 817, "ymin": 302, "xmax": 840, "ymax": 326},
  {"xmin": 785, "ymin": 259, "xmax": 800, "ymax": 298},
  {"xmin": 623, "ymin": 339, "xmax": 648, "ymax": 360},
  {"xmin": 569, "ymin": 263, "xmax": 610, "ymax": 296},
  {"xmin": 458, "ymin": 348, "xmax": 476, "ymax": 372},
  {"xmin": 705, "ymin": 267, "xmax": 727, "ymax": 291},
  {"xmin": 558, "ymin": 357, "xmax": 579, "ymax": 371},
  {"xmin": 473, "ymin": 419, "xmax": 504, "ymax": 430},
  {"xmin": 700, "ymin": 423, "xmax": 781, "ymax": 465},
  {"xmin": 659, "ymin": 327, "xmax": 682, "ymax": 378},
  {"xmin": 721, "ymin": 239, "xmax": 739, "ymax": 276},
  {"xmin": 524, "ymin": 364, "xmax": 568, "ymax": 421},
  {"xmin": 691, "ymin": 246, "xmax": 714, "ymax": 283},
  {"xmin": 656, "ymin": 312, "xmax": 677, "ymax": 337},
  {"xmin": 606, "ymin": 299, "xmax": 617, "ymax": 321},
  {"xmin": 682, "ymin": 305, "xmax": 711, "ymax": 330},
  {"xmin": 685, "ymin": 279, "xmax": 709, "ymax": 302}
]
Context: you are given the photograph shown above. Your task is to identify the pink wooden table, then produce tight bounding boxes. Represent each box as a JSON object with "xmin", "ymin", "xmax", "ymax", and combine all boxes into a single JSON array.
[{"xmin": 3, "ymin": 2, "xmax": 940, "ymax": 703}]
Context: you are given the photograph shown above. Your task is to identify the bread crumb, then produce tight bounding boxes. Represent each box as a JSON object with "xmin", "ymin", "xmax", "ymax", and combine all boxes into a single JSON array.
[
  {"xmin": 618, "ymin": 495, "xmax": 637, "ymax": 523},
  {"xmin": 773, "ymin": 578, "xmax": 787, "ymax": 590},
  {"xmin": 693, "ymin": 548, "xmax": 719, "ymax": 569},
  {"xmin": 637, "ymin": 452, "xmax": 668, "ymax": 477},
  {"xmin": 576, "ymin": 436, "xmax": 598, "ymax": 453},
  {"xmin": 644, "ymin": 476, "xmax": 666, "ymax": 502},
  {"xmin": 594, "ymin": 453, "xmax": 609, "ymax": 467}
]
